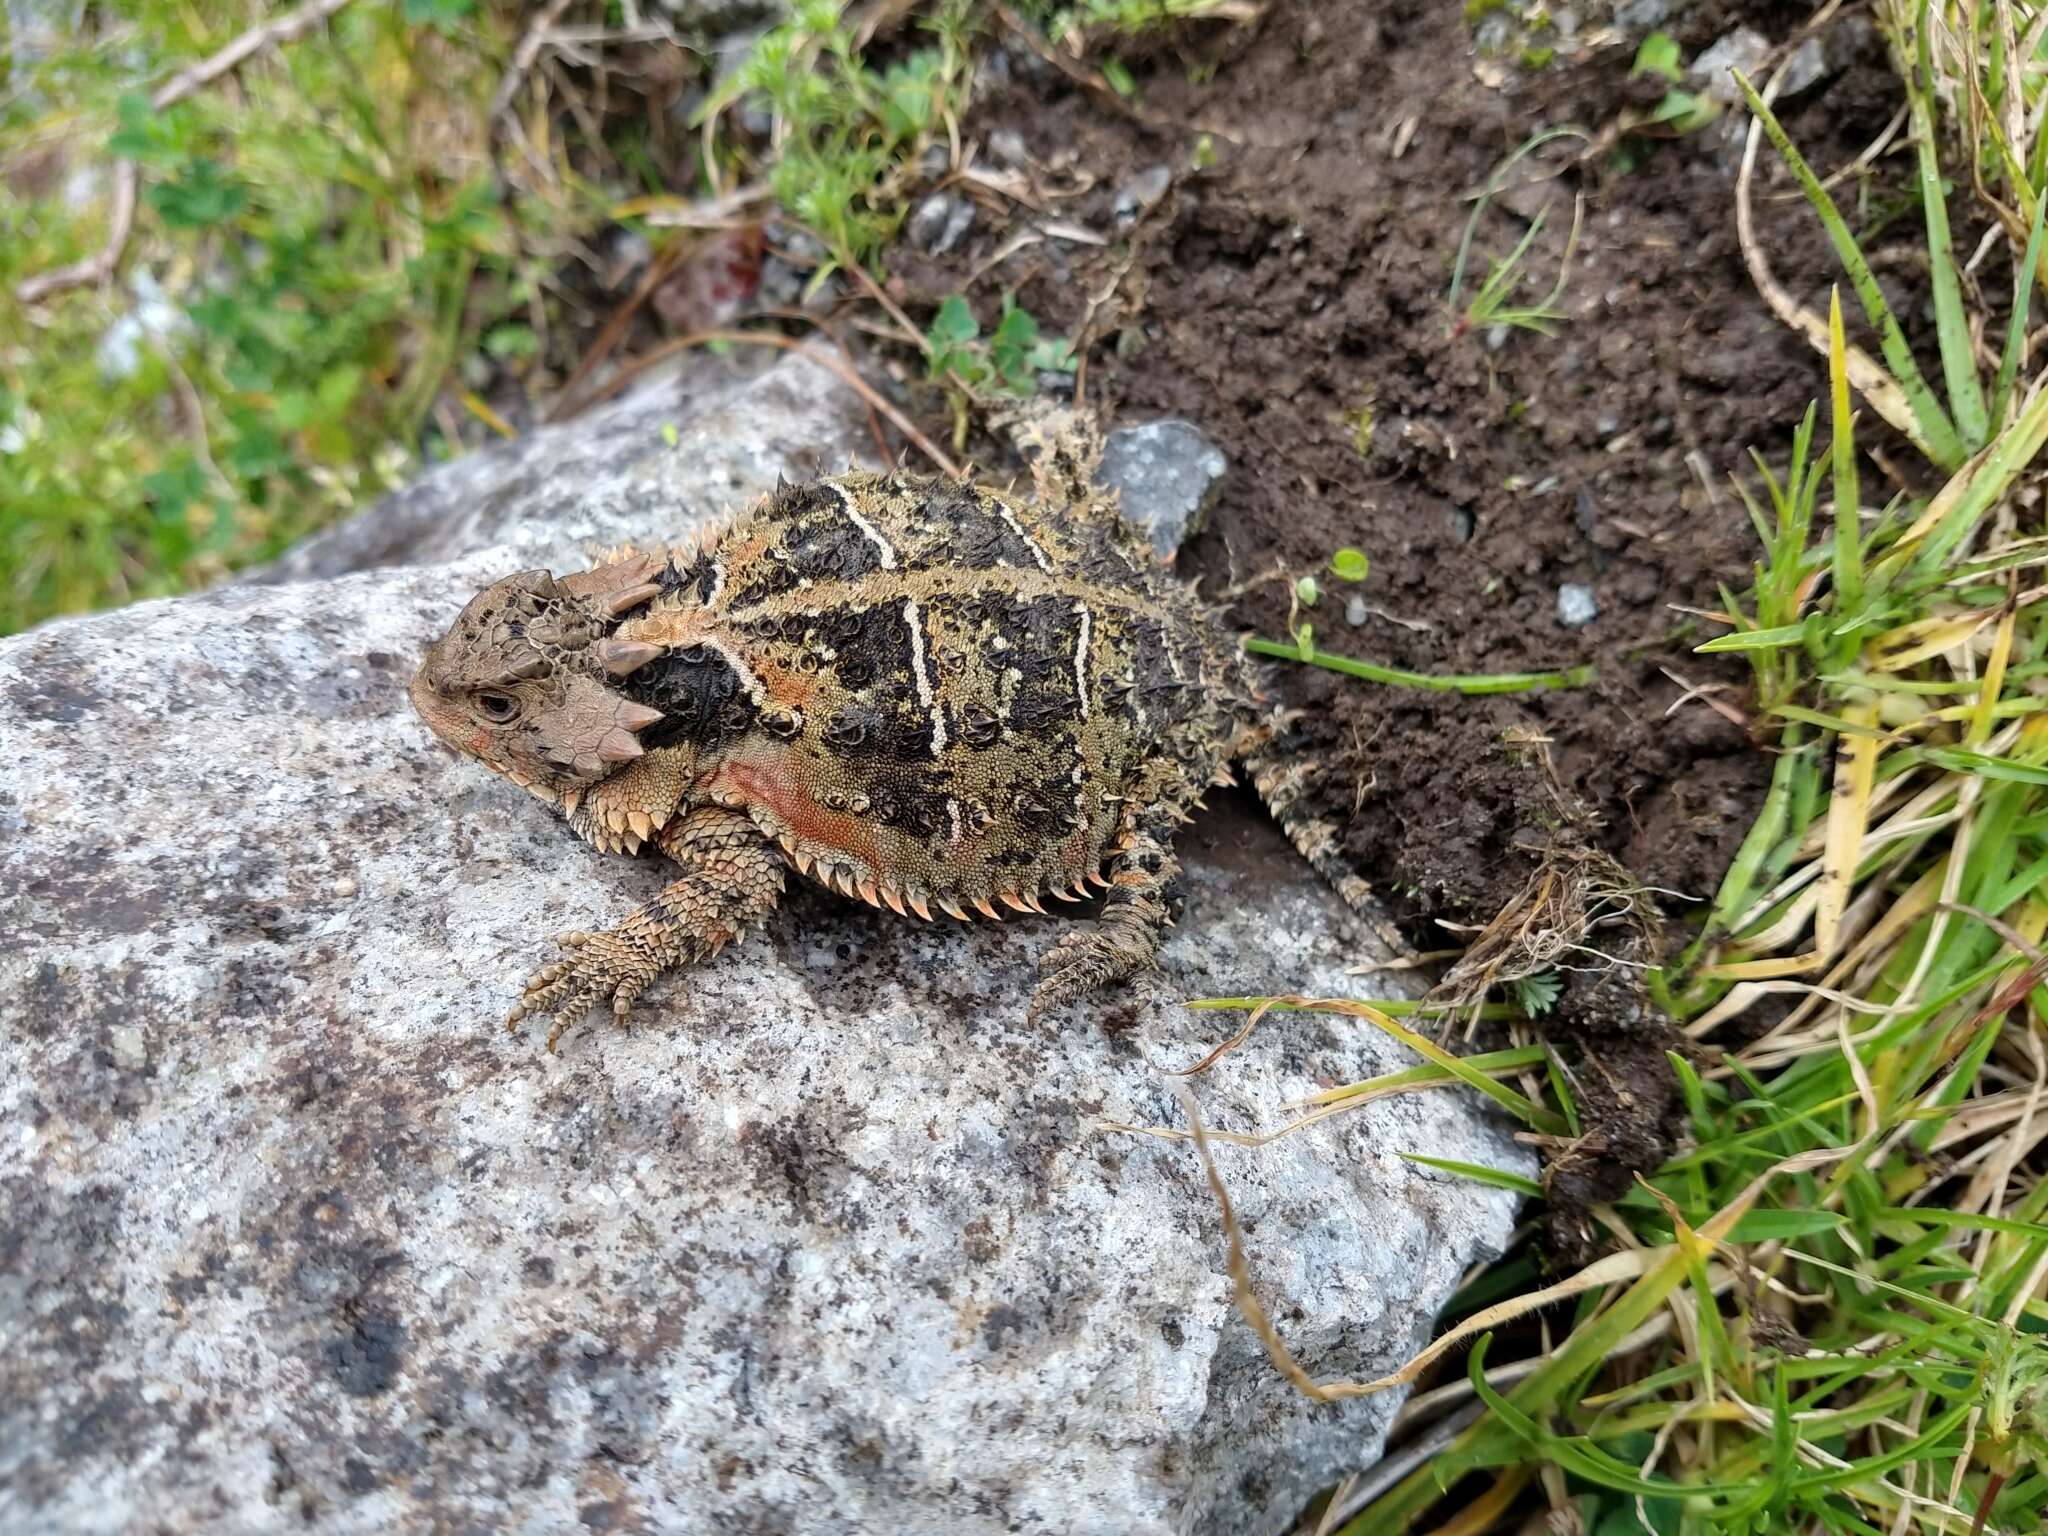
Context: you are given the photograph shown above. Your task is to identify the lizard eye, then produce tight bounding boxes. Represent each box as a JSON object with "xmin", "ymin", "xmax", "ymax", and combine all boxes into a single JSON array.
[{"xmin": 473, "ymin": 690, "xmax": 520, "ymax": 724}]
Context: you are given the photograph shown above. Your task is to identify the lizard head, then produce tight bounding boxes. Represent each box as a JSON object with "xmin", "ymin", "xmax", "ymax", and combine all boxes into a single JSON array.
[{"xmin": 411, "ymin": 567, "xmax": 666, "ymax": 800}]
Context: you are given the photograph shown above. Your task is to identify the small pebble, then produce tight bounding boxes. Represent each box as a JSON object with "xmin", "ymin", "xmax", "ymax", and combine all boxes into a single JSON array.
[
  {"xmin": 1472, "ymin": 13, "xmax": 1516, "ymax": 52},
  {"xmin": 764, "ymin": 222, "xmax": 828, "ymax": 266},
  {"xmin": 1113, "ymin": 165, "xmax": 1174, "ymax": 228},
  {"xmin": 1778, "ymin": 37, "xmax": 1829, "ymax": 97},
  {"xmin": 333, "ymin": 877, "xmax": 358, "ymax": 899},
  {"xmin": 609, "ymin": 229, "xmax": 653, "ymax": 274},
  {"xmin": 1616, "ymin": 0, "xmax": 1675, "ymax": 28},
  {"xmin": 1692, "ymin": 28, "xmax": 1770, "ymax": 107},
  {"xmin": 1449, "ymin": 507, "xmax": 1476, "ymax": 542},
  {"xmin": 1557, "ymin": 583, "xmax": 1600, "ymax": 628},
  {"xmin": 757, "ymin": 255, "xmax": 804, "ymax": 309},
  {"xmin": 987, "ymin": 128, "xmax": 1029, "ymax": 166},
  {"xmin": 1096, "ymin": 419, "xmax": 1228, "ymax": 559},
  {"xmin": 909, "ymin": 193, "xmax": 975, "ymax": 256}
]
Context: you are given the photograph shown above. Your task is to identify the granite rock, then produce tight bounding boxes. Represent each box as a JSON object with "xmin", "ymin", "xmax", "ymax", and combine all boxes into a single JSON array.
[
  {"xmin": 0, "ymin": 357, "xmax": 1526, "ymax": 1536},
  {"xmin": 1098, "ymin": 418, "xmax": 1230, "ymax": 561}
]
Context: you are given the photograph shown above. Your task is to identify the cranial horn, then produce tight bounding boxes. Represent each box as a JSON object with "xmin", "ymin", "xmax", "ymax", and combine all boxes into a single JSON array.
[
  {"xmin": 596, "ymin": 728, "xmax": 645, "ymax": 765},
  {"xmin": 615, "ymin": 701, "xmax": 664, "ymax": 733},
  {"xmin": 560, "ymin": 550, "xmax": 666, "ymax": 617},
  {"xmin": 600, "ymin": 584, "xmax": 661, "ymax": 617},
  {"xmin": 596, "ymin": 639, "xmax": 662, "ymax": 677},
  {"xmin": 491, "ymin": 650, "xmax": 550, "ymax": 684}
]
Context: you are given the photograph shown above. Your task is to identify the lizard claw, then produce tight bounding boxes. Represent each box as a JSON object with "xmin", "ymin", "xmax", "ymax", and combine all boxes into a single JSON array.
[
  {"xmin": 1027, "ymin": 891, "xmax": 1173, "ymax": 1025},
  {"xmin": 1027, "ymin": 926, "xmax": 1138, "ymax": 1025},
  {"xmin": 507, "ymin": 926, "xmax": 665, "ymax": 1052}
]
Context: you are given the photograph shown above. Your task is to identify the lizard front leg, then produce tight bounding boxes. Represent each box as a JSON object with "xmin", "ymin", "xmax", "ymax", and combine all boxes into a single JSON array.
[{"xmin": 508, "ymin": 805, "xmax": 784, "ymax": 1052}]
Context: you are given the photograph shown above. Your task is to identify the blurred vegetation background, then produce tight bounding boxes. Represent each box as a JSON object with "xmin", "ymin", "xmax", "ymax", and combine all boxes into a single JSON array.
[
  {"xmin": 4, "ymin": 0, "xmax": 590, "ymax": 632},
  {"xmin": 0, "ymin": 0, "xmax": 1145, "ymax": 636}
]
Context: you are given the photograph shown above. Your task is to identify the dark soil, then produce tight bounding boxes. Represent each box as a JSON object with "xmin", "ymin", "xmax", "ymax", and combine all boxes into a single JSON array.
[{"xmin": 884, "ymin": 0, "xmax": 1905, "ymax": 1250}]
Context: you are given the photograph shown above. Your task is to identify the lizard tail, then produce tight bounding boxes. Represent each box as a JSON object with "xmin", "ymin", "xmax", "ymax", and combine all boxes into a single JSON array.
[{"xmin": 1242, "ymin": 732, "xmax": 1375, "ymax": 915}]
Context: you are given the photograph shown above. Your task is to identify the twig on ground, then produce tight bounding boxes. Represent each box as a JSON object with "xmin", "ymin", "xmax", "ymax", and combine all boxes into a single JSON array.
[
  {"xmin": 16, "ymin": 0, "xmax": 359, "ymax": 305},
  {"xmin": 19, "ymin": 164, "xmax": 139, "ymax": 307},
  {"xmin": 992, "ymin": 3, "xmax": 1245, "ymax": 143},
  {"xmin": 550, "ymin": 236, "xmax": 695, "ymax": 418},
  {"xmin": 556, "ymin": 328, "xmax": 963, "ymax": 478},
  {"xmin": 487, "ymin": 0, "xmax": 577, "ymax": 237},
  {"xmin": 779, "ymin": 217, "xmax": 933, "ymax": 358},
  {"xmin": 490, "ymin": 0, "xmax": 578, "ymax": 125}
]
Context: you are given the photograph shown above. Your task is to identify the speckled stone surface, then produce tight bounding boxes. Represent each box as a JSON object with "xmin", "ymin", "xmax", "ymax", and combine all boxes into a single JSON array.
[
  {"xmin": 0, "ymin": 356, "xmax": 1527, "ymax": 1535},
  {"xmin": 1098, "ymin": 419, "xmax": 1230, "ymax": 561}
]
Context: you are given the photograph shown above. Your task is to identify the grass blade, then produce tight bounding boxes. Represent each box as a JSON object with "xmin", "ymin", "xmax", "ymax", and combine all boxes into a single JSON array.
[
  {"xmin": 1816, "ymin": 692, "xmax": 1879, "ymax": 959},
  {"xmin": 1734, "ymin": 70, "xmax": 1965, "ymax": 469},
  {"xmin": 1918, "ymin": 747, "xmax": 2048, "ymax": 785},
  {"xmin": 1399, "ymin": 1153, "xmax": 1545, "ymax": 1197},
  {"xmin": 1990, "ymin": 180, "xmax": 2048, "ymax": 434},
  {"xmin": 1697, "ymin": 621, "xmax": 1815, "ymax": 653},
  {"xmin": 1829, "ymin": 286, "xmax": 1865, "ymax": 619},
  {"xmin": 1909, "ymin": 0, "xmax": 1989, "ymax": 448},
  {"xmin": 1245, "ymin": 636, "xmax": 1594, "ymax": 694}
]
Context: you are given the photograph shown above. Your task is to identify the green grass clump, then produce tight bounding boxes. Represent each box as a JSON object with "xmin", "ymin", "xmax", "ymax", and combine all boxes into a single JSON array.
[
  {"xmin": 700, "ymin": 0, "xmax": 978, "ymax": 276},
  {"xmin": 1447, "ymin": 129, "xmax": 1588, "ymax": 341},
  {"xmin": 1148, "ymin": 8, "xmax": 2048, "ymax": 1531},
  {"xmin": 1015, "ymin": 0, "xmax": 1259, "ymax": 44},
  {"xmin": 0, "ymin": 1, "xmax": 600, "ymax": 633}
]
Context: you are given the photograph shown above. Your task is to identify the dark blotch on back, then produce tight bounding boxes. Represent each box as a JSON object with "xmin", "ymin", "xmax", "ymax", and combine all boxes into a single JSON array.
[
  {"xmin": 809, "ymin": 604, "xmax": 913, "ymax": 695},
  {"xmin": 628, "ymin": 644, "xmax": 756, "ymax": 748},
  {"xmin": 917, "ymin": 482, "xmax": 1047, "ymax": 571},
  {"xmin": 995, "ymin": 595, "xmax": 1085, "ymax": 732}
]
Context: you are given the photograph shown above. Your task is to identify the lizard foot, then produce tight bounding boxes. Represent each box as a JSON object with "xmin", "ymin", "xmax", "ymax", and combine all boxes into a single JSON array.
[
  {"xmin": 1027, "ymin": 894, "xmax": 1169, "ymax": 1025},
  {"xmin": 507, "ymin": 922, "xmax": 671, "ymax": 1053},
  {"xmin": 504, "ymin": 806, "xmax": 786, "ymax": 1054}
]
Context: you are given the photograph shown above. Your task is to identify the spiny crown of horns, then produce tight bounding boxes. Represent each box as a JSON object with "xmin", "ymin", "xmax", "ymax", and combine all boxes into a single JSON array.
[{"xmin": 412, "ymin": 549, "xmax": 676, "ymax": 790}]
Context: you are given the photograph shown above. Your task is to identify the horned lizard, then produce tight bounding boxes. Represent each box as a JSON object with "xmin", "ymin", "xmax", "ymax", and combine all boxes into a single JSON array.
[{"xmin": 410, "ymin": 412, "xmax": 1364, "ymax": 1050}]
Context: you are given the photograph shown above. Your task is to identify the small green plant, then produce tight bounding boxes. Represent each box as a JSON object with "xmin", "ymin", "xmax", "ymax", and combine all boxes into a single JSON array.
[
  {"xmin": 1329, "ymin": 546, "xmax": 1370, "ymax": 583},
  {"xmin": 1343, "ymin": 397, "xmax": 1375, "ymax": 458},
  {"xmin": 1447, "ymin": 128, "xmax": 1587, "ymax": 341},
  {"xmin": 1629, "ymin": 30, "xmax": 1721, "ymax": 135},
  {"xmin": 925, "ymin": 294, "xmax": 1074, "ymax": 395},
  {"xmin": 702, "ymin": 0, "xmax": 977, "ymax": 275},
  {"xmin": 1506, "ymin": 969, "xmax": 1561, "ymax": 1017},
  {"xmin": 1019, "ymin": 0, "xmax": 1258, "ymax": 43},
  {"xmin": 1283, "ymin": 546, "xmax": 1373, "ymax": 658},
  {"xmin": 922, "ymin": 292, "xmax": 1074, "ymax": 446}
]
